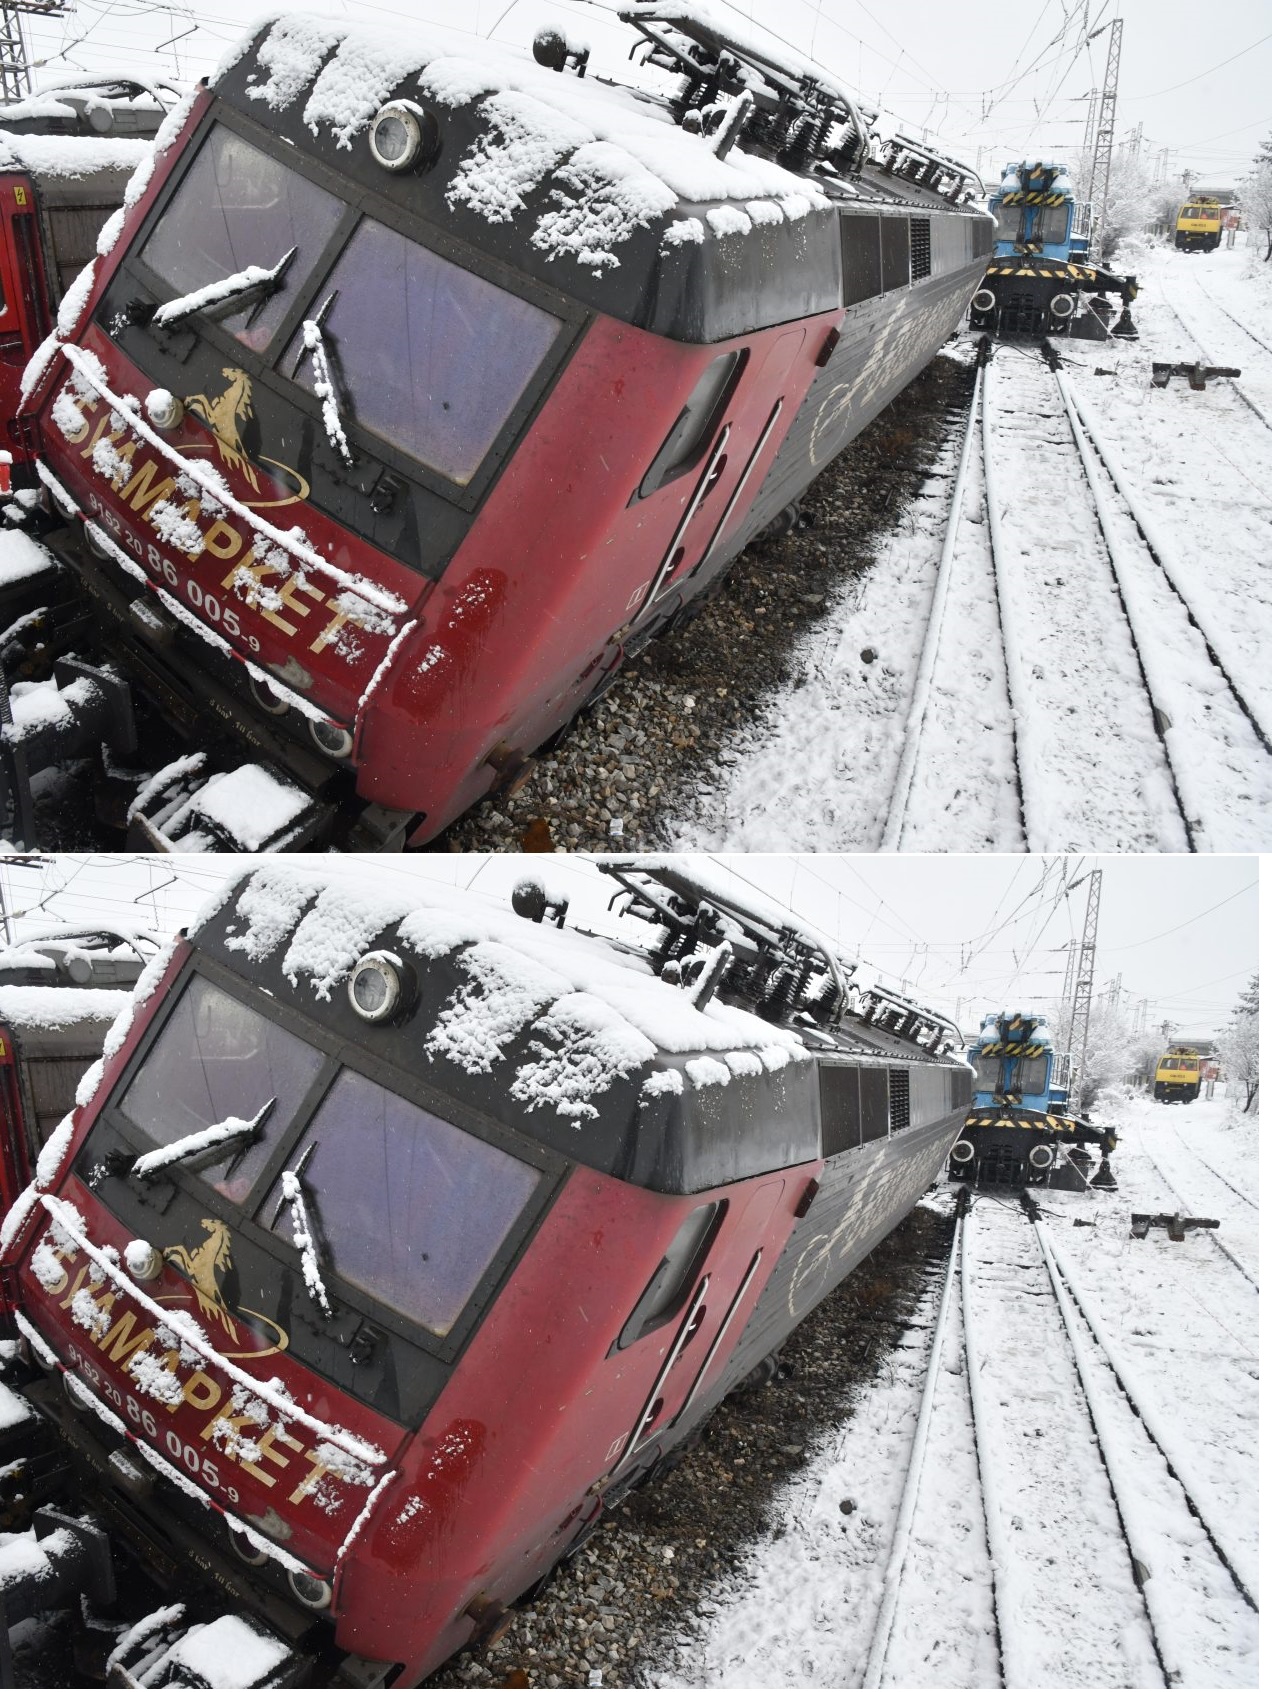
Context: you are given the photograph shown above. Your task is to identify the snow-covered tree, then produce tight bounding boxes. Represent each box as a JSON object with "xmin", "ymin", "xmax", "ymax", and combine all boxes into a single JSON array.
[
  {"xmin": 1074, "ymin": 148, "xmax": 1157, "ymax": 256},
  {"xmin": 1221, "ymin": 975, "xmax": 1259, "ymax": 1112},
  {"xmin": 1049, "ymin": 997, "xmax": 1135, "ymax": 1109},
  {"xmin": 1239, "ymin": 158, "xmax": 1272, "ymax": 260},
  {"xmin": 1147, "ymin": 175, "xmax": 1192, "ymax": 241}
]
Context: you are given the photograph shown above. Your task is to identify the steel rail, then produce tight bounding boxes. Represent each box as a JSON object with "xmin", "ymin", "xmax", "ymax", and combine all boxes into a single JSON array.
[
  {"xmin": 862, "ymin": 1206, "xmax": 974, "ymax": 1689},
  {"xmin": 1158, "ymin": 288, "xmax": 1272, "ymax": 433},
  {"xmin": 1050, "ymin": 371, "xmax": 1198, "ymax": 847},
  {"xmin": 1193, "ymin": 281, "xmax": 1272, "ymax": 360},
  {"xmin": 958, "ymin": 1207, "xmax": 1020, "ymax": 1689},
  {"xmin": 1040, "ymin": 1218, "xmax": 1259, "ymax": 1609},
  {"xmin": 1060, "ymin": 373, "xmax": 1272, "ymax": 757},
  {"xmin": 978, "ymin": 360, "xmax": 1032, "ymax": 847},
  {"xmin": 1162, "ymin": 1119, "xmax": 1258, "ymax": 1210},
  {"xmin": 1131, "ymin": 1132, "xmax": 1259, "ymax": 1291},
  {"xmin": 1030, "ymin": 1218, "xmax": 1173, "ymax": 1684},
  {"xmin": 879, "ymin": 359, "xmax": 986, "ymax": 850}
]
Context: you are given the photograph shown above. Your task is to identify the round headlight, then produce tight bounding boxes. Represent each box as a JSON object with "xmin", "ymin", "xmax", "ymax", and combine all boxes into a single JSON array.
[
  {"xmin": 1049, "ymin": 292, "xmax": 1076, "ymax": 319},
  {"xmin": 310, "ymin": 718, "xmax": 354, "ymax": 760},
  {"xmin": 970, "ymin": 288, "xmax": 996, "ymax": 314},
  {"xmin": 1029, "ymin": 1142, "xmax": 1056, "ymax": 1168},
  {"xmin": 287, "ymin": 1568, "xmax": 333, "ymax": 1610},
  {"xmin": 348, "ymin": 951, "xmax": 414, "ymax": 1023},
  {"xmin": 950, "ymin": 1140, "xmax": 976, "ymax": 1163},
  {"xmin": 369, "ymin": 101, "xmax": 439, "ymax": 173}
]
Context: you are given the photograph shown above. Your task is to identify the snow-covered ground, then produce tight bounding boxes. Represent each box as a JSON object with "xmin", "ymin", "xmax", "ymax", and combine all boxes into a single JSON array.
[
  {"xmin": 652, "ymin": 1088, "xmax": 1259, "ymax": 1688},
  {"xmin": 667, "ymin": 240, "xmax": 1272, "ymax": 852}
]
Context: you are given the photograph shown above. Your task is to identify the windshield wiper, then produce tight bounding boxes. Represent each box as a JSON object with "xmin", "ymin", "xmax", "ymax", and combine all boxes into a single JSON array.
[
  {"xmin": 292, "ymin": 291, "xmax": 354, "ymax": 468},
  {"xmin": 271, "ymin": 1142, "xmax": 334, "ymax": 1318},
  {"xmin": 138, "ymin": 245, "xmax": 298, "ymax": 330},
  {"xmin": 130, "ymin": 1098, "xmax": 275, "ymax": 1181}
]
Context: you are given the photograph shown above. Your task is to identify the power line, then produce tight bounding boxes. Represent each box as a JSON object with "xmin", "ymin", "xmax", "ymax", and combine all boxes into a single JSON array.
[
  {"xmin": 1131, "ymin": 28, "xmax": 1272, "ymax": 99},
  {"xmin": 1103, "ymin": 883, "xmax": 1257, "ymax": 950}
]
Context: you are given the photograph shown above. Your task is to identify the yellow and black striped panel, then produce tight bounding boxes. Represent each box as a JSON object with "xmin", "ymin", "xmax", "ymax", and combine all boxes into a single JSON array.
[
  {"xmin": 965, "ymin": 1111, "xmax": 1076, "ymax": 1133},
  {"xmin": 999, "ymin": 192, "xmax": 1067, "ymax": 205},
  {"xmin": 985, "ymin": 261, "xmax": 1096, "ymax": 283},
  {"xmin": 978, "ymin": 1041, "xmax": 1047, "ymax": 1056}
]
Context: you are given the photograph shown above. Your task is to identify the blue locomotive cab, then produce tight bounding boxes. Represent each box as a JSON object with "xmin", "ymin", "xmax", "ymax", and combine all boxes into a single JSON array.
[
  {"xmin": 950, "ymin": 1010, "xmax": 1116, "ymax": 1190},
  {"xmin": 971, "ymin": 159, "xmax": 1136, "ymax": 338},
  {"xmin": 970, "ymin": 1013, "xmax": 1069, "ymax": 1110}
]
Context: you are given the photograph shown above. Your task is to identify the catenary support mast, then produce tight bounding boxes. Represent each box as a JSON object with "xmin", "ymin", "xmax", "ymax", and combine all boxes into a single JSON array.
[{"xmin": 0, "ymin": 1, "xmax": 68, "ymax": 103}]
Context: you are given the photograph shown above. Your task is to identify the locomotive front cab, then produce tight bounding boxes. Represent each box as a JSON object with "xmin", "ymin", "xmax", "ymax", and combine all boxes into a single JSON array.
[
  {"xmin": 971, "ymin": 159, "xmax": 1135, "ymax": 340},
  {"xmin": 1175, "ymin": 202, "xmax": 1222, "ymax": 252},
  {"xmin": 948, "ymin": 1011, "xmax": 1113, "ymax": 1189},
  {"xmin": 0, "ymin": 870, "xmax": 819, "ymax": 1682},
  {"xmin": 18, "ymin": 10, "xmax": 991, "ymax": 849},
  {"xmin": 1154, "ymin": 1048, "xmax": 1202, "ymax": 1102}
]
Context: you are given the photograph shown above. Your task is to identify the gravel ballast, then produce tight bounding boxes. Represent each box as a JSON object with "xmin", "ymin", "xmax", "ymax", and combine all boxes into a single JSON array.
[{"xmin": 441, "ymin": 350, "xmax": 976, "ymax": 854}]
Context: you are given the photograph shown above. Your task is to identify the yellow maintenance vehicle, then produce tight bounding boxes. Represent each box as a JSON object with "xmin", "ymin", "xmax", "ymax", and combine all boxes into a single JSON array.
[
  {"xmin": 1175, "ymin": 198, "xmax": 1223, "ymax": 252},
  {"xmin": 1154, "ymin": 1045, "xmax": 1202, "ymax": 1102}
]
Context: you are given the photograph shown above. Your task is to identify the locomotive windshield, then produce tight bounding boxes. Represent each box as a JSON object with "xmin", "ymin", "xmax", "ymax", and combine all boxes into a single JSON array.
[
  {"xmin": 127, "ymin": 119, "xmax": 566, "ymax": 490},
  {"xmin": 1018, "ymin": 1053, "xmax": 1049, "ymax": 1094},
  {"xmin": 971, "ymin": 1053, "xmax": 1003, "ymax": 1091},
  {"xmin": 260, "ymin": 1067, "xmax": 540, "ymax": 1336},
  {"xmin": 101, "ymin": 971, "xmax": 543, "ymax": 1339},
  {"xmin": 282, "ymin": 215, "xmax": 562, "ymax": 486},
  {"xmin": 992, "ymin": 205, "xmax": 1023, "ymax": 242},
  {"xmin": 1035, "ymin": 204, "xmax": 1070, "ymax": 244},
  {"xmin": 138, "ymin": 125, "xmax": 347, "ymax": 354},
  {"xmin": 116, "ymin": 974, "xmax": 326, "ymax": 1201}
]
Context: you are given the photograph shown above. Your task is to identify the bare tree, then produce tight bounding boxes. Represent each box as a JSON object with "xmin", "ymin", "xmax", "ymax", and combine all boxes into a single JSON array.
[{"xmin": 1221, "ymin": 975, "xmax": 1259, "ymax": 1112}]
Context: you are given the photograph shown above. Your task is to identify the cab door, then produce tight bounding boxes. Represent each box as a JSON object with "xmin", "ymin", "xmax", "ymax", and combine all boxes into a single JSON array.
[
  {"xmin": 0, "ymin": 174, "xmax": 52, "ymax": 448},
  {"xmin": 631, "ymin": 327, "xmax": 810, "ymax": 624}
]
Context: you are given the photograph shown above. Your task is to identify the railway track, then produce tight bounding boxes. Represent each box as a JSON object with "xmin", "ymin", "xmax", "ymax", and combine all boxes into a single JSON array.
[
  {"xmin": 864, "ymin": 1191, "xmax": 1258, "ymax": 1688},
  {"xmin": 883, "ymin": 339, "xmax": 1272, "ymax": 851},
  {"xmin": 1192, "ymin": 282, "xmax": 1272, "ymax": 362},
  {"xmin": 1156, "ymin": 286, "xmax": 1272, "ymax": 434}
]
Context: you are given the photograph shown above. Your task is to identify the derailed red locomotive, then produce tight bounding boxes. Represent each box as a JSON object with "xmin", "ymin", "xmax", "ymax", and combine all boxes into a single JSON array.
[
  {"xmin": 9, "ymin": 3, "xmax": 991, "ymax": 849},
  {"xmin": 0, "ymin": 858, "xmax": 968, "ymax": 1682}
]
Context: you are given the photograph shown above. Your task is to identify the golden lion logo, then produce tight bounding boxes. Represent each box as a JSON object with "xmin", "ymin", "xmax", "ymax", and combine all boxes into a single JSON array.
[
  {"xmin": 163, "ymin": 1217, "xmax": 240, "ymax": 1341},
  {"xmin": 185, "ymin": 367, "xmax": 261, "ymax": 492}
]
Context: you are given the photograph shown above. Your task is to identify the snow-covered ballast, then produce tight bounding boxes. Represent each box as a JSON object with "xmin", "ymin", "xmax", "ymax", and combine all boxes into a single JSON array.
[
  {"xmin": 0, "ymin": 860, "xmax": 968, "ymax": 1683},
  {"xmin": 16, "ymin": 4, "xmax": 992, "ymax": 850}
]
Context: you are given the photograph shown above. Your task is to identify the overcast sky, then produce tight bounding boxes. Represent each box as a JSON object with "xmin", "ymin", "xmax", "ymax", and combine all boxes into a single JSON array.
[
  {"xmin": 0, "ymin": 852, "xmax": 1257, "ymax": 1042},
  {"xmin": 17, "ymin": 0, "xmax": 1269, "ymax": 186}
]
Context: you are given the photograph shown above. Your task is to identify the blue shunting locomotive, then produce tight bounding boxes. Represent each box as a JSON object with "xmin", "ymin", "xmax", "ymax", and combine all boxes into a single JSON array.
[
  {"xmin": 948, "ymin": 1011, "xmax": 1117, "ymax": 1189},
  {"xmin": 969, "ymin": 159, "xmax": 1138, "ymax": 339}
]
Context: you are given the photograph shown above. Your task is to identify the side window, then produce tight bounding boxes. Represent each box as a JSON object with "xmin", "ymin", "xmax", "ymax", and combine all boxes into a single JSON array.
[
  {"xmin": 637, "ymin": 352, "xmax": 741, "ymax": 499},
  {"xmin": 616, "ymin": 1202, "xmax": 723, "ymax": 1349}
]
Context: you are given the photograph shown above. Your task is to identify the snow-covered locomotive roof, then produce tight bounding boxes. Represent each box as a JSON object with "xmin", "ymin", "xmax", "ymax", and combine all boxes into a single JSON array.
[
  {"xmin": 209, "ymin": 10, "xmax": 986, "ymax": 340},
  {"xmin": 202, "ymin": 864, "xmax": 812, "ymax": 1079},
  {"xmin": 0, "ymin": 131, "xmax": 150, "ymax": 184}
]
